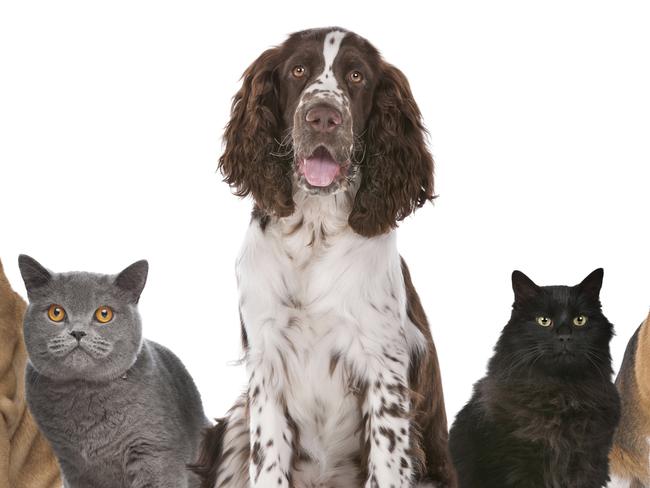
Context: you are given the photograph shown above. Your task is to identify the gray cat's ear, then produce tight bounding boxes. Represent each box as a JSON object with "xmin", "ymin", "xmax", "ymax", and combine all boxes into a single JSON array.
[
  {"xmin": 114, "ymin": 260, "xmax": 148, "ymax": 303},
  {"xmin": 18, "ymin": 254, "xmax": 53, "ymax": 296},
  {"xmin": 512, "ymin": 270, "xmax": 540, "ymax": 303},
  {"xmin": 18, "ymin": 254, "xmax": 52, "ymax": 294},
  {"xmin": 576, "ymin": 268, "xmax": 604, "ymax": 298}
]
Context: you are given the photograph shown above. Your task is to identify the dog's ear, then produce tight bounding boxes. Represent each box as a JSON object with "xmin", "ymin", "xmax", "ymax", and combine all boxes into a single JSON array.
[
  {"xmin": 348, "ymin": 62, "xmax": 434, "ymax": 237},
  {"xmin": 219, "ymin": 47, "xmax": 295, "ymax": 217}
]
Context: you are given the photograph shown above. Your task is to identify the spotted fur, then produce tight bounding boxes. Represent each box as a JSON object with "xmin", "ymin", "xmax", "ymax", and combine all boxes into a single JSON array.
[{"xmin": 191, "ymin": 27, "xmax": 455, "ymax": 488}]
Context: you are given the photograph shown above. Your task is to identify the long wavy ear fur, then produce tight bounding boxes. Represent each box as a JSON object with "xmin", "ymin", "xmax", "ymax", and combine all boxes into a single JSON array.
[
  {"xmin": 349, "ymin": 62, "xmax": 434, "ymax": 237},
  {"xmin": 219, "ymin": 48, "xmax": 294, "ymax": 217}
]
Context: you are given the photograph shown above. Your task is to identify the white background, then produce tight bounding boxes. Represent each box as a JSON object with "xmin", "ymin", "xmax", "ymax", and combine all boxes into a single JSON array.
[{"xmin": 1, "ymin": 0, "xmax": 648, "ymax": 424}]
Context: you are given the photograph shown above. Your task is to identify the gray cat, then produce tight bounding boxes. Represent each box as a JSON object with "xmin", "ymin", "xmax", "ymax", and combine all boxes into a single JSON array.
[{"xmin": 18, "ymin": 255, "xmax": 209, "ymax": 488}]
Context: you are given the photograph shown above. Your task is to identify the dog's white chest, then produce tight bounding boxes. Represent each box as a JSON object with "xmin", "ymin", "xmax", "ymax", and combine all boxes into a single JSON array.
[
  {"xmin": 235, "ymin": 194, "xmax": 427, "ymax": 488},
  {"xmin": 251, "ymin": 222, "xmax": 378, "ymax": 476},
  {"xmin": 282, "ymin": 319, "xmax": 362, "ymax": 479}
]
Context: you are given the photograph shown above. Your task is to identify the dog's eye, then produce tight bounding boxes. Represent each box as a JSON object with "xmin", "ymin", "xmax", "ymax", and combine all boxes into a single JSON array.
[
  {"xmin": 95, "ymin": 306, "xmax": 114, "ymax": 324},
  {"xmin": 573, "ymin": 315, "xmax": 588, "ymax": 326},
  {"xmin": 536, "ymin": 316, "xmax": 553, "ymax": 327},
  {"xmin": 47, "ymin": 304, "xmax": 66, "ymax": 323},
  {"xmin": 292, "ymin": 65, "xmax": 306, "ymax": 78},
  {"xmin": 348, "ymin": 70, "xmax": 364, "ymax": 83}
]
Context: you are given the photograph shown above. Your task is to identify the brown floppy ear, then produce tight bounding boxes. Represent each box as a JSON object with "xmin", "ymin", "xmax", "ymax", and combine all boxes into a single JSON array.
[
  {"xmin": 219, "ymin": 48, "xmax": 294, "ymax": 217},
  {"xmin": 349, "ymin": 63, "xmax": 434, "ymax": 237}
]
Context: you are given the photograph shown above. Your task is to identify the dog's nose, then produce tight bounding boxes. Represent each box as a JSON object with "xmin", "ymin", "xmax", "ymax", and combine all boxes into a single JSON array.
[
  {"xmin": 305, "ymin": 106, "xmax": 342, "ymax": 133},
  {"xmin": 70, "ymin": 330, "xmax": 86, "ymax": 342}
]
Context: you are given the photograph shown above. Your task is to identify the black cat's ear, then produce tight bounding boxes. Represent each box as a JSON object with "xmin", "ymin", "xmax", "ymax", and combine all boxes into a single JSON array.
[
  {"xmin": 512, "ymin": 270, "xmax": 540, "ymax": 304},
  {"xmin": 114, "ymin": 260, "xmax": 148, "ymax": 303},
  {"xmin": 18, "ymin": 255, "xmax": 52, "ymax": 297},
  {"xmin": 576, "ymin": 268, "xmax": 604, "ymax": 298}
]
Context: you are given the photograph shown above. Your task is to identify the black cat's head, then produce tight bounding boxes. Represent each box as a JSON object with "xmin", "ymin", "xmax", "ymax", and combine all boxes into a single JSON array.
[{"xmin": 493, "ymin": 268, "xmax": 613, "ymax": 378}]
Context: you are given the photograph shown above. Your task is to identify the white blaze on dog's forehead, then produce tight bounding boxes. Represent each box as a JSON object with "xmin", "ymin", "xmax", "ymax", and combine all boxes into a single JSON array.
[{"xmin": 303, "ymin": 30, "xmax": 348, "ymax": 104}]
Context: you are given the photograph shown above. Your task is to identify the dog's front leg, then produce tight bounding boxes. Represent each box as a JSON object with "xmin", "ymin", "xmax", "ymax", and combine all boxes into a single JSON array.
[
  {"xmin": 238, "ymin": 225, "xmax": 297, "ymax": 488},
  {"xmin": 361, "ymin": 350, "xmax": 413, "ymax": 488},
  {"xmin": 246, "ymin": 343, "xmax": 295, "ymax": 488}
]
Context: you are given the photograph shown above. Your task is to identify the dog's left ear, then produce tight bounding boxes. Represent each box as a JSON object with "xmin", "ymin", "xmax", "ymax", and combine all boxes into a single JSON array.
[
  {"xmin": 348, "ymin": 62, "xmax": 434, "ymax": 237},
  {"xmin": 219, "ymin": 47, "xmax": 295, "ymax": 218}
]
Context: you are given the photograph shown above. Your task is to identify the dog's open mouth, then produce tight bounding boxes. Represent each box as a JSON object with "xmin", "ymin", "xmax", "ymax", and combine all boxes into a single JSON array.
[{"xmin": 298, "ymin": 146, "xmax": 348, "ymax": 188}]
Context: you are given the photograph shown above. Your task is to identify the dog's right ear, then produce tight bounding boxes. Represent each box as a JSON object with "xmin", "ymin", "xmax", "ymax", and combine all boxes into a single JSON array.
[
  {"xmin": 220, "ymin": 47, "xmax": 295, "ymax": 218},
  {"xmin": 18, "ymin": 254, "xmax": 52, "ymax": 298}
]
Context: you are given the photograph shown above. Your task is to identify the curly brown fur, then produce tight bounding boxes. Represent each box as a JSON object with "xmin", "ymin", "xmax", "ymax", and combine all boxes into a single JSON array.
[
  {"xmin": 219, "ymin": 47, "xmax": 295, "ymax": 217},
  {"xmin": 218, "ymin": 27, "xmax": 434, "ymax": 238},
  {"xmin": 200, "ymin": 27, "xmax": 448, "ymax": 488},
  {"xmin": 348, "ymin": 65, "xmax": 434, "ymax": 237}
]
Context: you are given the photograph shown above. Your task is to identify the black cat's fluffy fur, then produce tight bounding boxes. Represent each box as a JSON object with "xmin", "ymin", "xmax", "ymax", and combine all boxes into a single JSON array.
[{"xmin": 449, "ymin": 269, "xmax": 620, "ymax": 488}]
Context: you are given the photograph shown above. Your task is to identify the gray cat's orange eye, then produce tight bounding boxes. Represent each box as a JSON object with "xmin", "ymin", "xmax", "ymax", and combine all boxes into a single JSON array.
[
  {"xmin": 47, "ymin": 304, "xmax": 66, "ymax": 323},
  {"xmin": 573, "ymin": 315, "xmax": 588, "ymax": 326},
  {"xmin": 536, "ymin": 316, "xmax": 553, "ymax": 327},
  {"xmin": 95, "ymin": 306, "xmax": 114, "ymax": 324}
]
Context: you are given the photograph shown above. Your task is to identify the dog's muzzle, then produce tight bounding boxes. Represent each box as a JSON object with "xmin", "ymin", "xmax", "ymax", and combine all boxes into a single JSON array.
[{"xmin": 293, "ymin": 99, "xmax": 354, "ymax": 190}]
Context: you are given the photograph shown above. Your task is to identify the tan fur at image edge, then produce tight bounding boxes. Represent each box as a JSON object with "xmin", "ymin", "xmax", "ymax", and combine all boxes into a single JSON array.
[
  {"xmin": 609, "ymin": 310, "xmax": 650, "ymax": 486},
  {"xmin": 0, "ymin": 259, "xmax": 61, "ymax": 488}
]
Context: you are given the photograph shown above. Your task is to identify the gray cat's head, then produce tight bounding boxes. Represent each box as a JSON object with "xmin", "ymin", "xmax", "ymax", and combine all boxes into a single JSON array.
[{"xmin": 19, "ymin": 255, "xmax": 148, "ymax": 382}]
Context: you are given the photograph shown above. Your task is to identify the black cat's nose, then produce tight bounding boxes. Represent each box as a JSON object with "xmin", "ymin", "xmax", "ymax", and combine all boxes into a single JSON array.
[
  {"xmin": 70, "ymin": 330, "xmax": 86, "ymax": 342},
  {"xmin": 558, "ymin": 334, "xmax": 572, "ymax": 342}
]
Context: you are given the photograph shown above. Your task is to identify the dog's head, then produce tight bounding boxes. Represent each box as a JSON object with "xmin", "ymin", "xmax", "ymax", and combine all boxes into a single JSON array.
[{"xmin": 220, "ymin": 27, "xmax": 434, "ymax": 237}]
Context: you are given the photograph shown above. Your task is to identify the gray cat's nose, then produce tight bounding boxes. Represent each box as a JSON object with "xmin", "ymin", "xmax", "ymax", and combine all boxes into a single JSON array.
[{"xmin": 70, "ymin": 330, "xmax": 86, "ymax": 342}]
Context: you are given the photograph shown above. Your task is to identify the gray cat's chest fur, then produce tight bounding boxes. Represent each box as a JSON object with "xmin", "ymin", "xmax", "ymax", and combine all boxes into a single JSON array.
[
  {"xmin": 31, "ymin": 377, "xmax": 128, "ymax": 463},
  {"xmin": 27, "ymin": 340, "xmax": 208, "ymax": 488}
]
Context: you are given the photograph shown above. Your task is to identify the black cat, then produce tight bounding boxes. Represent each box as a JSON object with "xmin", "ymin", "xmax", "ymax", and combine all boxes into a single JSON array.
[{"xmin": 449, "ymin": 269, "xmax": 620, "ymax": 488}]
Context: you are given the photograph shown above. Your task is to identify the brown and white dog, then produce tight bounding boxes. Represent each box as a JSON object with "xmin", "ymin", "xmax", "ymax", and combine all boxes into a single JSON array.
[
  {"xmin": 0, "ymin": 259, "xmax": 61, "ymax": 488},
  {"xmin": 609, "ymin": 311, "xmax": 650, "ymax": 488},
  {"xmin": 191, "ymin": 27, "xmax": 456, "ymax": 488}
]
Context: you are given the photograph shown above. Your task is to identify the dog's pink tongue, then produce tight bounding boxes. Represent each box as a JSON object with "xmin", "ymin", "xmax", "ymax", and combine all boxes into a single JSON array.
[{"xmin": 304, "ymin": 150, "xmax": 340, "ymax": 187}]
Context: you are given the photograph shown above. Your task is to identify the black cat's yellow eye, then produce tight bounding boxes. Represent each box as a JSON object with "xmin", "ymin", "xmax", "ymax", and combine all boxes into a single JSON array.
[
  {"xmin": 47, "ymin": 304, "xmax": 66, "ymax": 323},
  {"xmin": 573, "ymin": 315, "xmax": 588, "ymax": 326},
  {"xmin": 348, "ymin": 70, "xmax": 363, "ymax": 83},
  {"xmin": 292, "ymin": 65, "xmax": 306, "ymax": 78},
  {"xmin": 95, "ymin": 306, "xmax": 114, "ymax": 324},
  {"xmin": 536, "ymin": 316, "xmax": 553, "ymax": 327}
]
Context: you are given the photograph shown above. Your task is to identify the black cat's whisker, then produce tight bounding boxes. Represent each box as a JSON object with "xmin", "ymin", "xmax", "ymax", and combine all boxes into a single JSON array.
[
  {"xmin": 527, "ymin": 350, "xmax": 546, "ymax": 374},
  {"xmin": 500, "ymin": 346, "xmax": 542, "ymax": 380},
  {"xmin": 582, "ymin": 349, "xmax": 610, "ymax": 381}
]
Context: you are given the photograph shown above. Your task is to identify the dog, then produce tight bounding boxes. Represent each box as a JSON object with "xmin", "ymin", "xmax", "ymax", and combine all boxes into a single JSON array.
[
  {"xmin": 191, "ymin": 27, "xmax": 456, "ymax": 488},
  {"xmin": 609, "ymin": 311, "xmax": 650, "ymax": 487},
  {"xmin": 0, "ymin": 258, "xmax": 61, "ymax": 488}
]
